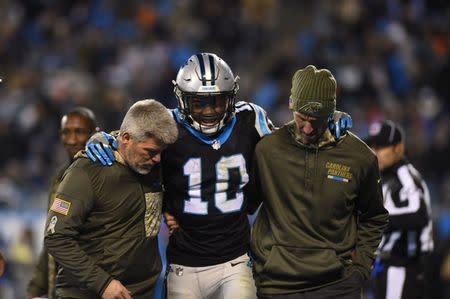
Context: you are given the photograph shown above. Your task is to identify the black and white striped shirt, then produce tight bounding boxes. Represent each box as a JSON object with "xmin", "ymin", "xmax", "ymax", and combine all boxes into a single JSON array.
[{"xmin": 378, "ymin": 159, "xmax": 434, "ymax": 265}]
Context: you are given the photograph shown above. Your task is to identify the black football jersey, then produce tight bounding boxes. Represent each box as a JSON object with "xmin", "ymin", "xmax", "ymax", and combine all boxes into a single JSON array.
[{"xmin": 163, "ymin": 101, "xmax": 273, "ymax": 266}]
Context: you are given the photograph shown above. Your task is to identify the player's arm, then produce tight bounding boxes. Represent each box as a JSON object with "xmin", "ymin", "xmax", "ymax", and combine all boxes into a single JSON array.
[
  {"xmin": 161, "ymin": 189, "xmax": 180, "ymax": 235},
  {"xmin": 44, "ymin": 166, "xmax": 112, "ymax": 297},
  {"xmin": 353, "ymin": 157, "xmax": 389, "ymax": 279},
  {"xmin": 238, "ymin": 102, "xmax": 271, "ymax": 213},
  {"xmin": 86, "ymin": 107, "xmax": 174, "ymax": 166},
  {"xmin": 245, "ymin": 152, "xmax": 263, "ymax": 215},
  {"xmin": 247, "ymin": 102, "xmax": 275, "ymax": 137},
  {"xmin": 247, "ymin": 102, "xmax": 352, "ymax": 140}
]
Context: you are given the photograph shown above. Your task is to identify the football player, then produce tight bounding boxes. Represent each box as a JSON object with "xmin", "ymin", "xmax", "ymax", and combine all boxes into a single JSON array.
[{"xmin": 86, "ymin": 53, "xmax": 352, "ymax": 299}]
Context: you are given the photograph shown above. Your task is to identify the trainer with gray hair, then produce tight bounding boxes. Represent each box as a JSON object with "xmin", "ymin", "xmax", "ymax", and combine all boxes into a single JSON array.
[{"xmin": 44, "ymin": 99, "xmax": 178, "ymax": 299}]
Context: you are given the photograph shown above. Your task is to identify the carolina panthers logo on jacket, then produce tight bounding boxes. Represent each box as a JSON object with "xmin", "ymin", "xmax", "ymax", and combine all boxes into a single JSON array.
[{"xmin": 326, "ymin": 162, "xmax": 352, "ymax": 182}]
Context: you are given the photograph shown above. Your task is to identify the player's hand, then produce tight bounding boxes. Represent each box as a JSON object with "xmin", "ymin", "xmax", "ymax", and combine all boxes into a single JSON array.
[
  {"xmin": 329, "ymin": 110, "xmax": 353, "ymax": 140},
  {"xmin": 164, "ymin": 212, "xmax": 179, "ymax": 235},
  {"xmin": 102, "ymin": 279, "xmax": 132, "ymax": 299},
  {"xmin": 86, "ymin": 132, "xmax": 118, "ymax": 166}
]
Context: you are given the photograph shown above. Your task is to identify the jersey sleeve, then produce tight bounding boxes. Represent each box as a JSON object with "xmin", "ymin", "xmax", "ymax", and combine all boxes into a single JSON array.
[
  {"xmin": 44, "ymin": 165, "xmax": 112, "ymax": 296},
  {"xmin": 237, "ymin": 101, "xmax": 275, "ymax": 137}
]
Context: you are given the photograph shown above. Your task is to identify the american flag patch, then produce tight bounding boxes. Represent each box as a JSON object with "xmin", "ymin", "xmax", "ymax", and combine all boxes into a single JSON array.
[{"xmin": 50, "ymin": 198, "xmax": 71, "ymax": 215}]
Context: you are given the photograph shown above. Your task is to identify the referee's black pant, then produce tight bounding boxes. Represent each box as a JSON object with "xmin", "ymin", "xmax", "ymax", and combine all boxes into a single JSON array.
[{"xmin": 373, "ymin": 262, "xmax": 425, "ymax": 299}]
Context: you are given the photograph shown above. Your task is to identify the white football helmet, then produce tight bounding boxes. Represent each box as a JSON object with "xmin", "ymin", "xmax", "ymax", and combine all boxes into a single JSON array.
[{"xmin": 173, "ymin": 53, "xmax": 239, "ymax": 135}]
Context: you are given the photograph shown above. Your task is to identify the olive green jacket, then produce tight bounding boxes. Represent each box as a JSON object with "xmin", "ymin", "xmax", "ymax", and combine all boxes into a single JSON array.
[
  {"xmin": 44, "ymin": 152, "xmax": 163, "ymax": 299},
  {"xmin": 250, "ymin": 122, "xmax": 388, "ymax": 295},
  {"xmin": 27, "ymin": 163, "xmax": 68, "ymax": 299}
]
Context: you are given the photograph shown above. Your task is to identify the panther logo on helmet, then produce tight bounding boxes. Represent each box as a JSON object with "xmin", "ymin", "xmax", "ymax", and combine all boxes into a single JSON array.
[{"xmin": 173, "ymin": 53, "xmax": 239, "ymax": 135}]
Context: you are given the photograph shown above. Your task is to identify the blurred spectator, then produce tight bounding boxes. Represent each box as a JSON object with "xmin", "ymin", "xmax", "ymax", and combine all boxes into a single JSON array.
[
  {"xmin": 8, "ymin": 227, "xmax": 35, "ymax": 299},
  {"xmin": 0, "ymin": 250, "xmax": 5, "ymax": 277}
]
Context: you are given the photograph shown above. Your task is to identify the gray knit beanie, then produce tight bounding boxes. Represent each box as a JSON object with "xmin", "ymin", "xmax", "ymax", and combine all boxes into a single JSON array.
[{"xmin": 289, "ymin": 65, "xmax": 336, "ymax": 117}]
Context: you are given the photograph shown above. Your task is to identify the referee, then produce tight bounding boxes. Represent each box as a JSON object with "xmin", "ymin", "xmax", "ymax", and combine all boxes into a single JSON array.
[{"xmin": 365, "ymin": 120, "xmax": 434, "ymax": 299}]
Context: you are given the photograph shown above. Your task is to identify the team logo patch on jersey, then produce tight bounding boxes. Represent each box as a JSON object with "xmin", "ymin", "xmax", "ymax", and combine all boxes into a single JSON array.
[
  {"xmin": 50, "ymin": 198, "xmax": 71, "ymax": 215},
  {"xmin": 326, "ymin": 162, "xmax": 352, "ymax": 182}
]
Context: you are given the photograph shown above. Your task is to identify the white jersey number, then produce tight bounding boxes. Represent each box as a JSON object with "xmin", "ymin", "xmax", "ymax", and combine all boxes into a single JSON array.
[{"xmin": 183, "ymin": 154, "xmax": 248, "ymax": 215}]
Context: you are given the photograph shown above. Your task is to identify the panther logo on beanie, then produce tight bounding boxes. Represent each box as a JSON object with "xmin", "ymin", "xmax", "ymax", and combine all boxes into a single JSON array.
[{"xmin": 289, "ymin": 65, "xmax": 336, "ymax": 117}]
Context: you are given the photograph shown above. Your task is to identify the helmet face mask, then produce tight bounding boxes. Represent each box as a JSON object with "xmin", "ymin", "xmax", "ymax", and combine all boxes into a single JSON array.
[{"xmin": 174, "ymin": 53, "xmax": 239, "ymax": 135}]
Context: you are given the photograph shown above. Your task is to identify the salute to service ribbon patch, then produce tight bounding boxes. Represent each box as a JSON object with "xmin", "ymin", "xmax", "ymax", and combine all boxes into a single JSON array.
[
  {"xmin": 47, "ymin": 216, "xmax": 58, "ymax": 234},
  {"xmin": 50, "ymin": 198, "xmax": 71, "ymax": 215},
  {"xmin": 327, "ymin": 175, "xmax": 350, "ymax": 183}
]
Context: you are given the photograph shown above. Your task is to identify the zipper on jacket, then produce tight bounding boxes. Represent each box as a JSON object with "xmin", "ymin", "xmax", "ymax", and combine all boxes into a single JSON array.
[
  {"xmin": 313, "ymin": 147, "xmax": 319, "ymax": 196},
  {"xmin": 305, "ymin": 149, "xmax": 315, "ymax": 193}
]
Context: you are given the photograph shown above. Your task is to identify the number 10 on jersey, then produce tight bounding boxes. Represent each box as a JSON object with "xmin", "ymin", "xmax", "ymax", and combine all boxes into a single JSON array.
[{"xmin": 183, "ymin": 154, "xmax": 248, "ymax": 215}]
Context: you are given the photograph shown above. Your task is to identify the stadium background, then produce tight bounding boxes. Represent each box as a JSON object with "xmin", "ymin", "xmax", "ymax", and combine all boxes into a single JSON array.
[{"xmin": 0, "ymin": 0, "xmax": 448, "ymax": 298}]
